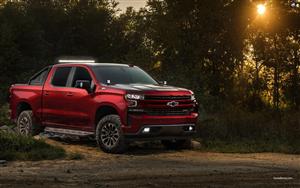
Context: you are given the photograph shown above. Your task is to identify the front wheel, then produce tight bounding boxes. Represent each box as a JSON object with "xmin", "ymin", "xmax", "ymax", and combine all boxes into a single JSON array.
[
  {"xmin": 161, "ymin": 139, "xmax": 192, "ymax": 150},
  {"xmin": 96, "ymin": 115, "xmax": 127, "ymax": 154}
]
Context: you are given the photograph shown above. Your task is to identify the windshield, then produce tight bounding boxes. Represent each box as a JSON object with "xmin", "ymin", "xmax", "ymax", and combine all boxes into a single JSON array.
[{"xmin": 92, "ymin": 66, "xmax": 158, "ymax": 85}]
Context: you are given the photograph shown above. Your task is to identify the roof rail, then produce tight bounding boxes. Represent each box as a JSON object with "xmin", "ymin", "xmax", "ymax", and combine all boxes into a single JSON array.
[{"xmin": 55, "ymin": 56, "xmax": 97, "ymax": 64}]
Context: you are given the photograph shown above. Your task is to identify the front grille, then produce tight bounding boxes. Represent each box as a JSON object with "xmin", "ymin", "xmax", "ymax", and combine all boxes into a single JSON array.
[
  {"xmin": 144, "ymin": 95, "xmax": 191, "ymax": 100},
  {"xmin": 130, "ymin": 95, "xmax": 195, "ymax": 116},
  {"xmin": 145, "ymin": 108, "xmax": 192, "ymax": 116}
]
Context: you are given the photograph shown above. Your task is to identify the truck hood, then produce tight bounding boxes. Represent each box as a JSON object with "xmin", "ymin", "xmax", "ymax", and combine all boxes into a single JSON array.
[{"xmin": 110, "ymin": 84, "xmax": 190, "ymax": 93}]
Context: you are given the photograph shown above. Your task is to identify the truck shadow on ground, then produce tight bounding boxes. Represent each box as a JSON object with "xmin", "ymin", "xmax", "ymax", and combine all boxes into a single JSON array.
[{"xmin": 47, "ymin": 136, "xmax": 185, "ymax": 156}]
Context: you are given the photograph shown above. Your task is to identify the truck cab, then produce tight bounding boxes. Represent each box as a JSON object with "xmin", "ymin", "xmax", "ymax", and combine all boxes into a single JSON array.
[{"xmin": 9, "ymin": 58, "xmax": 199, "ymax": 153}]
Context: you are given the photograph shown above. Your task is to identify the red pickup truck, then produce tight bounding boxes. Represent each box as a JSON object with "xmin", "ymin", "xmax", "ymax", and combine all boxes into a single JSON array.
[{"xmin": 9, "ymin": 59, "xmax": 199, "ymax": 153}]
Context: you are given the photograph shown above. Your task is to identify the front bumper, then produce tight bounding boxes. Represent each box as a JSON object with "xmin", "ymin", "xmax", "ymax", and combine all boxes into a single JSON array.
[
  {"xmin": 122, "ymin": 113, "xmax": 198, "ymax": 139},
  {"xmin": 124, "ymin": 124, "xmax": 196, "ymax": 140}
]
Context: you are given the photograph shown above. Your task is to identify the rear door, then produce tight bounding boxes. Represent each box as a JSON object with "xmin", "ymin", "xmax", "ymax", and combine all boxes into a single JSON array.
[
  {"xmin": 42, "ymin": 66, "xmax": 73, "ymax": 126},
  {"xmin": 26, "ymin": 67, "xmax": 51, "ymax": 123}
]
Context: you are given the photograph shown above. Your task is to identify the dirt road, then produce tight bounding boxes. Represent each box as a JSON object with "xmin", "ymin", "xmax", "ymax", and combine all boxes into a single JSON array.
[{"xmin": 0, "ymin": 138, "xmax": 300, "ymax": 188}]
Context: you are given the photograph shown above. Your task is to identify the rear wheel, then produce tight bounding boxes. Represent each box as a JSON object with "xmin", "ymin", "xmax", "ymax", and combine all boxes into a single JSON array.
[
  {"xmin": 17, "ymin": 110, "xmax": 42, "ymax": 136},
  {"xmin": 161, "ymin": 139, "xmax": 192, "ymax": 150},
  {"xmin": 96, "ymin": 115, "xmax": 127, "ymax": 154}
]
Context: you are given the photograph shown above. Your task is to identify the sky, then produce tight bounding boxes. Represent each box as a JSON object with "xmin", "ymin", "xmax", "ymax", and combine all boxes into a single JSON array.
[{"xmin": 117, "ymin": 0, "xmax": 147, "ymax": 11}]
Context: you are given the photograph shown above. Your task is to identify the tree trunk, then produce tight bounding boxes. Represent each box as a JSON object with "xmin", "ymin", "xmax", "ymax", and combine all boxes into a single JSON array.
[
  {"xmin": 292, "ymin": 57, "xmax": 300, "ymax": 110},
  {"xmin": 273, "ymin": 66, "xmax": 280, "ymax": 110}
]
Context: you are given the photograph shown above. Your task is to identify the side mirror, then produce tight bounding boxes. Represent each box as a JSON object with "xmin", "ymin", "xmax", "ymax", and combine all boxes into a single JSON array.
[{"xmin": 75, "ymin": 80, "xmax": 92, "ymax": 93}]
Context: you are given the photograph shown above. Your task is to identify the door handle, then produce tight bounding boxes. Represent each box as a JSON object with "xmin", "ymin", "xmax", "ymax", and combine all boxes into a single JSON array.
[
  {"xmin": 66, "ymin": 92, "xmax": 73, "ymax": 96},
  {"xmin": 44, "ymin": 91, "xmax": 49, "ymax": 96}
]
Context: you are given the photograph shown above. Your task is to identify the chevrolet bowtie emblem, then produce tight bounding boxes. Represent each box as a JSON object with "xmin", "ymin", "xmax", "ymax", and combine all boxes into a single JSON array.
[{"xmin": 167, "ymin": 101, "xmax": 179, "ymax": 107}]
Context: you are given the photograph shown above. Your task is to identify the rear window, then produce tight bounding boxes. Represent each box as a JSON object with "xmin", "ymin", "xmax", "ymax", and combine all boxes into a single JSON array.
[
  {"xmin": 51, "ymin": 67, "xmax": 72, "ymax": 87},
  {"xmin": 29, "ymin": 67, "xmax": 50, "ymax": 86}
]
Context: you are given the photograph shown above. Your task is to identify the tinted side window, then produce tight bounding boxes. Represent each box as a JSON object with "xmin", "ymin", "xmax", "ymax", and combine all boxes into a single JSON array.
[
  {"xmin": 52, "ymin": 67, "xmax": 72, "ymax": 87},
  {"xmin": 29, "ymin": 67, "xmax": 50, "ymax": 86},
  {"xmin": 72, "ymin": 67, "xmax": 92, "ymax": 87}
]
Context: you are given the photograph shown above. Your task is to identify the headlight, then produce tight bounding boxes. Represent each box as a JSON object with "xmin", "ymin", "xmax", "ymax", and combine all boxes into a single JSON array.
[
  {"xmin": 127, "ymin": 100, "xmax": 137, "ymax": 107},
  {"xmin": 125, "ymin": 94, "xmax": 144, "ymax": 100}
]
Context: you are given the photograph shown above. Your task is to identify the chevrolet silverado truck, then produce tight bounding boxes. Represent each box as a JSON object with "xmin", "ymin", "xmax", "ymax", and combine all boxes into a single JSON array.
[{"xmin": 9, "ymin": 59, "xmax": 199, "ymax": 153}]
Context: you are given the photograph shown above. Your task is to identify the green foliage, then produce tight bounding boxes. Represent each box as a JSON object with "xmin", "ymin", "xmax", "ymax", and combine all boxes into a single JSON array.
[
  {"xmin": 0, "ymin": 103, "xmax": 14, "ymax": 127},
  {"xmin": 0, "ymin": 132, "xmax": 66, "ymax": 161},
  {"xmin": 199, "ymin": 108, "xmax": 300, "ymax": 153},
  {"xmin": 0, "ymin": 0, "xmax": 130, "ymax": 103}
]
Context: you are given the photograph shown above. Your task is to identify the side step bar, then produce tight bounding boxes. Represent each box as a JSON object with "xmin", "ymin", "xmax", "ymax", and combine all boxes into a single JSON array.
[{"xmin": 45, "ymin": 127, "xmax": 94, "ymax": 136}]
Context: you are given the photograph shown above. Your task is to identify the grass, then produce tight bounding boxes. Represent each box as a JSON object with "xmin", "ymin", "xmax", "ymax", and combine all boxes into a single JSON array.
[
  {"xmin": 198, "ymin": 108, "xmax": 300, "ymax": 154},
  {"xmin": 0, "ymin": 132, "xmax": 66, "ymax": 161},
  {"xmin": 0, "ymin": 103, "xmax": 15, "ymax": 127},
  {"xmin": 0, "ymin": 104, "xmax": 83, "ymax": 161}
]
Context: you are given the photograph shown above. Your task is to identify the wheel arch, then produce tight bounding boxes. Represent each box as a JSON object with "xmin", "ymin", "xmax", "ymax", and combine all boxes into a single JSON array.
[
  {"xmin": 16, "ymin": 101, "xmax": 32, "ymax": 117},
  {"xmin": 94, "ymin": 103, "xmax": 121, "ymax": 130}
]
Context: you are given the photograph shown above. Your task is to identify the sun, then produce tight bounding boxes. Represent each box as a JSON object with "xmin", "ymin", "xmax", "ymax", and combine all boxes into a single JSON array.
[{"xmin": 257, "ymin": 4, "xmax": 266, "ymax": 15}]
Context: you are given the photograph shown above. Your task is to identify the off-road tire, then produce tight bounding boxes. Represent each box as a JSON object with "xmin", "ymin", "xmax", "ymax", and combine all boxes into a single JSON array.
[
  {"xmin": 17, "ymin": 110, "xmax": 42, "ymax": 136},
  {"xmin": 161, "ymin": 139, "xmax": 193, "ymax": 150},
  {"xmin": 96, "ymin": 115, "xmax": 127, "ymax": 154}
]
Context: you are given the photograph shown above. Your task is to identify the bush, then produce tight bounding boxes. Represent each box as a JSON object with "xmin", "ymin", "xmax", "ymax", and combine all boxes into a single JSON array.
[
  {"xmin": 0, "ymin": 103, "xmax": 15, "ymax": 127},
  {"xmin": 198, "ymin": 107, "xmax": 300, "ymax": 154},
  {"xmin": 0, "ymin": 132, "xmax": 66, "ymax": 161}
]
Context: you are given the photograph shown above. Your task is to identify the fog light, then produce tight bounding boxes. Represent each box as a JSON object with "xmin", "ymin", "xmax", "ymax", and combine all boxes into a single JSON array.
[
  {"xmin": 189, "ymin": 126, "xmax": 194, "ymax": 131},
  {"xmin": 142, "ymin": 127, "xmax": 150, "ymax": 133}
]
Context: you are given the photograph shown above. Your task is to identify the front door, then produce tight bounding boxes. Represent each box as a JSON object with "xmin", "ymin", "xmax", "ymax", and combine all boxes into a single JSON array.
[{"xmin": 62, "ymin": 66, "xmax": 94, "ymax": 128}]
